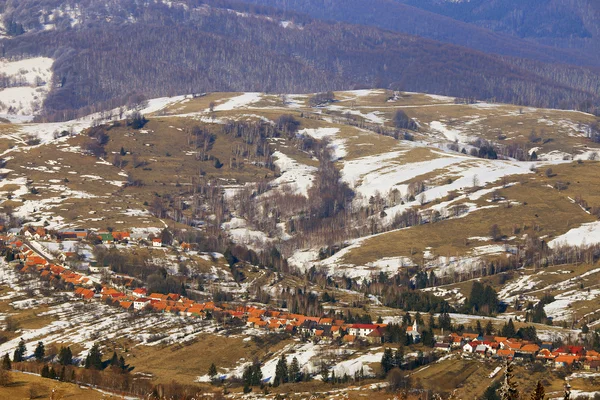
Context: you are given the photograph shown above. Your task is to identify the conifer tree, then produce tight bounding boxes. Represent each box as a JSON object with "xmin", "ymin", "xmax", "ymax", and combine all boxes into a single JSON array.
[
  {"xmin": 394, "ymin": 347, "xmax": 404, "ymax": 368},
  {"xmin": 476, "ymin": 320, "xmax": 483, "ymax": 336},
  {"xmin": 34, "ymin": 341, "xmax": 45, "ymax": 362},
  {"xmin": 428, "ymin": 314, "xmax": 436, "ymax": 330},
  {"xmin": 1, "ymin": 354, "xmax": 10, "ymax": 371},
  {"xmin": 381, "ymin": 347, "xmax": 394, "ymax": 375},
  {"xmin": 530, "ymin": 380, "xmax": 545, "ymax": 400},
  {"xmin": 119, "ymin": 356, "xmax": 127, "ymax": 372},
  {"xmin": 320, "ymin": 362, "xmax": 329, "ymax": 383},
  {"xmin": 252, "ymin": 362, "xmax": 262, "ymax": 386},
  {"xmin": 13, "ymin": 339, "xmax": 26, "ymax": 362},
  {"xmin": 85, "ymin": 343, "xmax": 103, "ymax": 370},
  {"xmin": 58, "ymin": 346, "xmax": 72, "ymax": 366},
  {"xmin": 485, "ymin": 320, "xmax": 495, "ymax": 335},
  {"xmin": 110, "ymin": 351, "xmax": 119, "ymax": 367},
  {"xmin": 49, "ymin": 366, "xmax": 57, "ymax": 380},
  {"xmin": 502, "ymin": 319, "xmax": 516, "ymax": 338},
  {"xmin": 274, "ymin": 354, "xmax": 288, "ymax": 386},
  {"xmin": 208, "ymin": 363, "xmax": 218, "ymax": 379},
  {"xmin": 498, "ymin": 360, "xmax": 520, "ymax": 400},
  {"xmin": 288, "ymin": 357, "xmax": 300, "ymax": 383},
  {"xmin": 415, "ymin": 312, "xmax": 424, "ymax": 326}
]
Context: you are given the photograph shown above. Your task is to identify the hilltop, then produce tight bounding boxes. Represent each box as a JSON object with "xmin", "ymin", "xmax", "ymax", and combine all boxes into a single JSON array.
[
  {"xmin": 1, "ymin": 0, "xmax": 600, "ymax": 122},
  {"xmin": 0, "ymin": 88, "xmax": 600, "ymax": 398}
]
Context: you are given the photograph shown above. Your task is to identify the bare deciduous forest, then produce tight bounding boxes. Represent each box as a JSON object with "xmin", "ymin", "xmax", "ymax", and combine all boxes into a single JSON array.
[{"xmin": 1, "ymin": 0, "xmax": 600, "ymax": 121}]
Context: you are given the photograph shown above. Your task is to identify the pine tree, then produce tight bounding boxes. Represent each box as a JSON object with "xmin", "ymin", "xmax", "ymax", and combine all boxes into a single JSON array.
[
  {"xmin": 119, "ymin": 356, "xmax": 127, "ymax": 372},
  {"xmin": 485, "ymin": 320, "xmax": 494, "ymax": 335},
  {"xmin": 49, "ymin": 366, "xmax": 57, "ymax": 380},
  {"xmin": 394, "ymin": 347, "xmax": 404, "ymax": 368},
  {"xmin": 402, "ymin": 312, "xmax": 412, "ymax": 326},
  {"xmin": 476, "ymin": 320, "xmax": 483, "ymax": 336},
  {"xmin": 288, "ymin": 357, "xmax": 300, "ymax": 383},
  {"xmin": 85, "ymin": 343, "xmax": 103, "ymax": 370},
  {"xmin": 208, "ymin": 363, "xmax": 218, "ymax": 379},
  {"xmin": 34, "ymin": 341, "xmax": 45, "ymax": 362},
  {"xmin": 1, "ymin": 354, "xmax": 10, "ymax": 371},
  {"xmin": 274, "ymin": 354, "xmax": 288, "ymax": 387},
  {"xmin": 497, "ymin": 360, "xmax": 520, "ymax": 400},
  {"xmin": 502, "ymin": 319, "xmax": 516, "ymax": 338},
  {"xmin": 530, "ymin": 380, "xmax": 545, "ymax": 400},
  {"xmin": 244, "ymin": 360, "xmax": 262, "ymax": 386},
  {"xmin": 242, "ymin": 365, "xmax": 253, "ymax": 386},
  {"xmin": 41, "ymin": 364, "xmax": 50, "ymax": 378},
  {"xmin": 58, "ymin": 346, "xmax": 72, "ymax": 366},
  {"xmin": 320, "ymin": 362, "xmax": 329, "ymax": 383},
  {"xmin": 415, "ymin": 312, "xmax": 424, "ymax": 326},
  {"xmin": 381, "ymin": 348, "xmax": 394, "ymax": 375},
  {"xmin": 110, "ymin": 351, "xmax": 119, "ymax": 367},
  {"xmin": 428, "ymin": 314, "xmax": 436, "ymax": 330},
  {"xmin": 13, "ymin": 339, "xmax": 26, "ymax": 362}
]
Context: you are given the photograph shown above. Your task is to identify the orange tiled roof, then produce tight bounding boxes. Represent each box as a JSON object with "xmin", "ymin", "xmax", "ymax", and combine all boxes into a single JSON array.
[
  {"xmin": 342, "ymin": 335, "xmax": 356, "ymax": 343},
  {"xmin": 497, "ymin": 349, "xmax": 514, "ymax": 358},
  {"xmin": 555, "ymin": 355, "xmax": 579, "ymax": 365},
  {"xmin": 120, "ymin": 301, "xmax": 133, "ymax": 309}
]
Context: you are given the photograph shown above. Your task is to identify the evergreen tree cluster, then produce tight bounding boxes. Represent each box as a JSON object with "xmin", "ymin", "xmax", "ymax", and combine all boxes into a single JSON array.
[
  {"xmin": 242, "ymin": 360, "xmax": 263, "ymax": 387},
  {"xmin": 466, "ymin": 281, "xmax": 500, "ymax": 316},
  {"xmin": 380, "ymin": 347, "xmax": 405, "ymax": 375}
]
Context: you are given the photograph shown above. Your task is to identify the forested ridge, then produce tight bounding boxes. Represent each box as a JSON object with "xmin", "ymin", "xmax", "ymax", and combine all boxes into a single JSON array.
[
  {"xmin": 1, "ymin": 0, "xmax": 600, "ymax": 120},
  {"xmin": 244, "ymin": 0, "xmax": 596, "ymax": 67}
]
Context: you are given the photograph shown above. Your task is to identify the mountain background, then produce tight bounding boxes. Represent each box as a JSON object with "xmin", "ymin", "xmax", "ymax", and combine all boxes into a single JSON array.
[{"xmin": 1, "ymin": 0, "xmax": 600, "ymax": 121}]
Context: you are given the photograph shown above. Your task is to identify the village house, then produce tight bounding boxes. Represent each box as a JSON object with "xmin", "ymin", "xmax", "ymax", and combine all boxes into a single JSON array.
[
  {"xmin": 475, "ymin": 344, "xmax": 488, "ymax": 356},
  {"xmin": 584, "ymin": 359, "xmax": 600, "ymax": 371},
  {"xmin": 342, "ymin": 335, "xmax": 356, "ymax": 344},
  {"xmin": 132, "ymin": 288, "xmax": 148, "ymax": 298},
  {"xmin": 463, "ymin": 341, "xmax": 478, "ymax": 353},
  {"xmin": 133, "ymin": 297, "xmax": 151, "ymax": 310},
  {"xmin": 347, "ymin": 323, "xmax": 379, "ymax": 337},
  {"xmin": 112, "ymin": 231, "xmax": 130, "ymax": 242},
  {"xmin": 434, "ymin": 343, "xmax": 451, "ymax": 353},
  {"xmin": 366, "ymin": 327, "xmax": 384, "ymax": 344},
  {"xmin": 554, "ymin": 355, "xmax": 579, "ymax": 368},
  {"xmin": 58, "ymin": 228, "xmax": 88, "ymax": 240},
  {"xmin": 496, "ymin": 349, "xmax": 515, "ymax": 359}
]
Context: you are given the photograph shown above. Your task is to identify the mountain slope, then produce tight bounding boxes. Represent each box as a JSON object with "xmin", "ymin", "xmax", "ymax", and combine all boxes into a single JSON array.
[
  {"xmin": 398, "ymin": 0, "xmax": 600, "ymax": 62},
  {"xmin": 243, "ymin": 0, "xmax": 599, "ymax": 67},
  {"xmin": 1, "ymin": 0, "xmax": 600, "ymax": 121}
]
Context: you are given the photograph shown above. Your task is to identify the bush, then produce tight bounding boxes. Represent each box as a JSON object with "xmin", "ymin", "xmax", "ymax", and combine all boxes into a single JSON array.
[
  {"xmin": 393, "ymin": 110, "xmax": 417, "ymax": 130},
  {"xmin": 127, "ymin": 112, "xmax": 148, "ymax": 129},
  {"xmin": 309, "ymin": 91, "xmax": 335, "ymax": 107}
]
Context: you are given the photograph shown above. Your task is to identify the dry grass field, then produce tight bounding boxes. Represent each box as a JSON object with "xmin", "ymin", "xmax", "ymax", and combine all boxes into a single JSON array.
[{"xmin": 0, "ymin": 371, "xmax": 122, "ymax": 400}]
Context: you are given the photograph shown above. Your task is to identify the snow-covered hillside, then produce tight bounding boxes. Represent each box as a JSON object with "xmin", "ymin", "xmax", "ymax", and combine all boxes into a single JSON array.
[{"xmin": 0, "ymin": 57, "xmax": 54, "ymax": 121}]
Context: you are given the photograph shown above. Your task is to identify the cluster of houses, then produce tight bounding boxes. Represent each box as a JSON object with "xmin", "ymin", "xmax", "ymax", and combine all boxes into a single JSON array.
[
  {"xmin": 436, "ymin": 333, "xmax": 600, "ymax": 370},
  {"xmin": 3, "ymin": 234, "xmax": 409, "ymax": 345},
  {"xmin": 3, "ymin": 231, "xmax": 600, "ymax": 371},
  {"xmin": 0, "ymin": 226, "xmax": 192, "ymax": 249}
]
